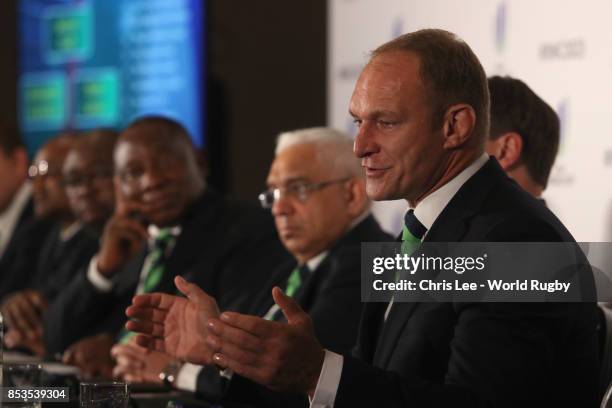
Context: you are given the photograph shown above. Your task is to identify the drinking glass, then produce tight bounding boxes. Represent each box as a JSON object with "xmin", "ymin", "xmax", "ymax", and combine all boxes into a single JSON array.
[
  {"xmin": 3, "ymin": 363, "xmax": 43, "ymax": 408},
  {"xmin": 79, "ymin": 382, "xmax": 129, "ymax": 408}
]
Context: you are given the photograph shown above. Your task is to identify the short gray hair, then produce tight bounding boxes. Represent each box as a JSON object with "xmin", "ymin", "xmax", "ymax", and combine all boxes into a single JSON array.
[{"xmin": 275, "ymin": 127, "xmax": 363, "ymax": 178}]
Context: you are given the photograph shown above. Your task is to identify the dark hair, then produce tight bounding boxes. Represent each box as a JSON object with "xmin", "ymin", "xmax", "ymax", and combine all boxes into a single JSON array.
[
  {"xmin": 488, "ymin": 76, "xmax": 559, "ymax": 188},
  {"xmin": 372, "ymin": 29, "xmax": 490, "ymax": 143},
  {"xmin": 0, "ymin": 118, "xmax": 25, "ymax": 155},
  {"xmin": 74, "ymin": 129, "xmax": 119, "ymax": 161},
  {"xmin": 121, "ymin": 116, "xmax": 194, "ymax": 148}
]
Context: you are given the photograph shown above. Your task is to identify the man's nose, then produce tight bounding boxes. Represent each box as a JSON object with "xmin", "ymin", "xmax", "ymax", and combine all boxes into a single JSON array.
[
  {"xmin": 140, "ymin": 165, "xmax": 167, "ymax": 190},
  {"xmin": 271, "ymin": 193, "xmax": 294, "ymax": 217},
  {"xmin": 353, "ymin": 122, "xmax": 378, "ymax": 158}
]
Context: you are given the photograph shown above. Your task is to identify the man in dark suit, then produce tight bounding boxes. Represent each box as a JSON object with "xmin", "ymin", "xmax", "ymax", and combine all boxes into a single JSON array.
[
  {"xmin": 43, "ymin": 116, "xmax": 288, "ymax": 378},
  {"xmin": 126, "ymin": 30, "xmax": 600, "ymax": 407},
  {"xmin": 118, "ymin": 127, "xmax": 390, "ymax": 407},
  {"xmin": 0, "ymin": 120, "xmax": 31, "ymax": 261},
  {"xmin": 485, "ymin": 76, "xmax": 560, "ymax": 199},
  {"xmin": 0, "ymin": 132, "xmax": 78, "ymax": 300},
  {"xmin": 2, "ymin": 130, "xmax": 118, "ymax": 356}
]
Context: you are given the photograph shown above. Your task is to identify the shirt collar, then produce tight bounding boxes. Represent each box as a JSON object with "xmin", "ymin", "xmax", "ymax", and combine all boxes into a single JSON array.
[
  {"xmin": 60, "ymin": 222, "xmax": 83, "ymax": 242},
  {"xmin": 305, "ymin": 251, "xmax": 328, "ymax": 272},
  {"xmin": 147, "ymin": 224, "xmax": 182, "ymax": 244},
  {"xmin": 413, "ymin": 153, "xmax": 489, "ymax": 232}
]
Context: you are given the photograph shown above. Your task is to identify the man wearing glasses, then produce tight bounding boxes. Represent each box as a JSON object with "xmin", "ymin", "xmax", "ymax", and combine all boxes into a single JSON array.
[
  {"xmin": 0, "ymin": 131, "xmax": 78, "ymax": 302},
  {"xmin": 120, "ymin": 127, "xmax": 390, "ymax": 407}
]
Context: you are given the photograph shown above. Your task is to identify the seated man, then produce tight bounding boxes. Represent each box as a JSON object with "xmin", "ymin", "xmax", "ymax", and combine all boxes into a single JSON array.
[
  {"xmin": 45, "ymin": 116, "xmax": 288, "ymax": 378},
  {"xmin": 127, "ymin": 30, "xmax": 600, "ymax": 407},
  {"xmin": 0, "ymin": 119, "xmax": 31, "ymax": 262},
  {"xmin": 1, "ymin": 132, "xmax": 78, "ymax": 301},
  {"xmin": 485, "ymin": 75, "xmax": 560, "ymax": 199},
  {"xmin": 1, "ymin": 130, "xmax": 118, "ymax": 355},
  {"xmin": 119, "ymin": 127, "xmax": 390, "ymax": 406},
  {"xmin": 0, "ymin": 126, "xmax": 69, "ymax": 298}
]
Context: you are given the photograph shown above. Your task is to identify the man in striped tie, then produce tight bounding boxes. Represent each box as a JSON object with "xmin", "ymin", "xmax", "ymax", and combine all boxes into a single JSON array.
[{"xmin": 122, "ymin": 127, "xmax": 390, "ymax": 406}]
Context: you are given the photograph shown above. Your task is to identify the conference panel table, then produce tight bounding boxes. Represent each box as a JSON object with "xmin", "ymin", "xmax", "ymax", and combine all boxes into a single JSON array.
[{"xmin": 2, "ymin": 352, "xmax": 250, "ymax": 408}]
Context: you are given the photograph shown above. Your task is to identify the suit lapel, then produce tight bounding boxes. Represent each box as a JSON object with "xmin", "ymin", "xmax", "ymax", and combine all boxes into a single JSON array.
[
  {"xmin": 371, "ymin": 158, "xmax": 505, "ymax": 368},
  {"xmin": 356, "ymin": 301, "xmax": 387, "ymax": 363},
  {"xmin": 292, "ymin": 257, "xmax": 327, "ymax": 308},
  {"xmin": 161, "ymin": 192, "xmax": 221, "ymax": 290}
]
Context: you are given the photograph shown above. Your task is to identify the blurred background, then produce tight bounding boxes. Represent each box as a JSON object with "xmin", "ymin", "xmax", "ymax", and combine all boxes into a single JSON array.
[
  {"xmin": 0, "ymin": 0, "xmax": 327, "ymax": 205},
  {"xmin": 2, "ymin": 0, "xmax": 611, "ymax": 242}
]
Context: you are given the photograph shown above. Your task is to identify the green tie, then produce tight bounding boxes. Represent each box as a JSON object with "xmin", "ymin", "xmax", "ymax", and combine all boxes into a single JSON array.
[
  {"xmin": 143, "ymin": 229, "xmax": 176, "ymax": 293},
  {"xmin": 265, "ymin": 265, "xmax": 310, "ymax": 321},
  {"xmin": 285, "ymin": 266, "xmax": 306, "ymax": 297},
  {"xmin": 401, "ymin": 224, "xmax": 422, "ymax": 255},
  {"xmin": 396, "ymin": 210, "xmax": 427, "ymax": 281},
  {"xmin": 119, "ymin": 228, "xmax": 175, "ymax": 344}
]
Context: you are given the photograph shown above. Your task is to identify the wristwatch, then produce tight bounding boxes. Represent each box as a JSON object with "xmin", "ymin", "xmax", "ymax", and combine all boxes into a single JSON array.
[{"xmin": 158, "ymin": 361, "xmax": 182, "ymax": 387}]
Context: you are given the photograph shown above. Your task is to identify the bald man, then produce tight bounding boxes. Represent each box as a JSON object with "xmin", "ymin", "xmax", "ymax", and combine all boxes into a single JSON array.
[{"xmin": 44, "ymin": 116, "xmax": 288, "ymax": 378}]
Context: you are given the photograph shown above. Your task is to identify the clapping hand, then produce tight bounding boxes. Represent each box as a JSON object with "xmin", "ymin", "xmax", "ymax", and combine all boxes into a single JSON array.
[
  {"xmin": 125, "ymin": 276, "xmax": 220, "ymax": 365},
  {"xmin": 206, "ymin": 287, "xmax": 325, "ymax": 395}
]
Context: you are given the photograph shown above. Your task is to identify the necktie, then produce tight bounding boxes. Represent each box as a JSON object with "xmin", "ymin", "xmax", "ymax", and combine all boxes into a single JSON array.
[
  {"xmin": 401, "ymin": 209, "xmax": 427, "ymax": 254},
  {"xmin": 385, "ymin": 210, "xmax": 428, "ymax": 321},
  {"xmin": 265, "ymin": 264, "xmax": 310, "ymax": 321},
  {"xmin": 119, "ymin": 228, "xmax": 176, "ymax": 344},
  {"xmin": 142, "ymin": 229, "xmax": 176, "ymax": 293}
]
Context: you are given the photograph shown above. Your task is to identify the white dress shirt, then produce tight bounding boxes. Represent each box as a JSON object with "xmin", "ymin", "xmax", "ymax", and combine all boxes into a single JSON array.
[
  {"xmin": 0, "ymin": 181, "xmax": 32, "ymax": 259},
  {"xmin": 87, "ymin": 224, "xmax": 182, "ymax": 293},
  {"xmin": 310, "ymin": 154, "xmax": 489, "ymax": 408}
]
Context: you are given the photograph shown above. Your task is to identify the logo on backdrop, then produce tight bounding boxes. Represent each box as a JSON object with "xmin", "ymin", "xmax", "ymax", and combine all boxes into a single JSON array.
[
  {"xmin": 391, "ymin": 16, "xmax": 404, "ymax": 39},
  {"xmin": 539, "ymin": 39, "xmax": 585, "ymax": 60},
  {"xmin": 549, "ymin": 98, "xmax": 574, "ymax": 186},
  {"xmin": 557, "ymin": 98, "xmax": 569, "ymax": 154},
  {"xmin": 494, "ymin": 1, "xmax": 507, "ymax": 53}
]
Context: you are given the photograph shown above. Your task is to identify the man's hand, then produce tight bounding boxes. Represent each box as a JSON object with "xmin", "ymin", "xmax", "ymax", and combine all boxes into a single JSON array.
[
  {"xmin": 1, "ymin": 290, "xmax": 47, "ymax": 340},
  {"xmin": 125, "ymin": 276, "xmax": 220, "ymax": 365},
  {"xmin": 111, "ymin": 341, "xmax": 177, "ymax": 384},
  {"xmin": 206, "ymin": 287, "xmax": 325, "ymax": 395},
  {"xmin": 62, "ymin": 333, "xmax": 115, "ymax": 379},
  {"xmin": 4, "ymin": 329, "xmax": 46, "ymax": 356},
  {"xmin": 97, "ymin": 201, "xmax": 149, "ymax": 276}
]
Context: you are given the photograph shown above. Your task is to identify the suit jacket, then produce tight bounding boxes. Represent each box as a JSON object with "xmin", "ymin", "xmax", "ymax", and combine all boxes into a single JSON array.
[
  {"xmin": 335, "ymin": 159, "xmax": 600, "ymax": 407},
  {"xmin": 31, "ymin": 224, "xmax": 100, "ymax": 301},
  {"xmin": 43, "ymin": 189, "xmax": 290, "ymax": 354},
  {"xmin": 0, "ymin": 199, "xmax": 55, "ymax": 300},
  {"xmin": 194, "ymin": 215, "xmax": 392, "ymax": 408}
]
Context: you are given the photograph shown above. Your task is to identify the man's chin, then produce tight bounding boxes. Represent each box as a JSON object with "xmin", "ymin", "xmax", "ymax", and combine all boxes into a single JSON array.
[
  {"xmin": 148, "ymin": 208, "xmax": 182, "ymax": 227},
  {"xmin": 366, "ymin": 184, "xmax": 396, "ymax": 201}
]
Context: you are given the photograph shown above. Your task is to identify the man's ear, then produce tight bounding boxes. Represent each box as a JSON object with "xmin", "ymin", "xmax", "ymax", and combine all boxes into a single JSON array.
[
  {"xmin": 442, "ymin": 104, "xmax": 476, "ymax": 149},
  {"xmin": 487, "ymin": 132, "xmax": 523, "ymax": 170},
  {"xmin": 344, "ymin": 178, "xmax": 368, "ymax": 218}
]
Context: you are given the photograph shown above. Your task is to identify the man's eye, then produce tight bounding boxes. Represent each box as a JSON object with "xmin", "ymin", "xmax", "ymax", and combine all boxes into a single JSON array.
[
  {"xmin": 352, "ymin": 118, "xmax": 363, "ymax": 127},
  {"xmin": 378, "ymin": 120, "xmax": 396, "ymax": 128},
  {"xmin": 285, "ymin": 184, "xmax": 304, "ymax": 193},
  {"xmin": 121, "ymin": 168, "xmax": 143, "ymax": 181}
]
